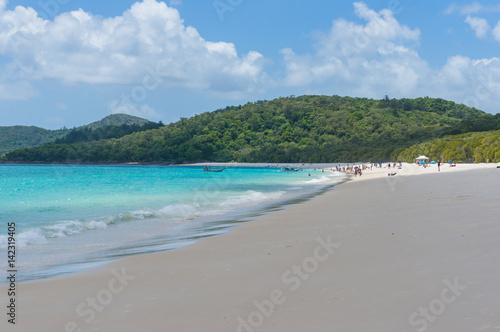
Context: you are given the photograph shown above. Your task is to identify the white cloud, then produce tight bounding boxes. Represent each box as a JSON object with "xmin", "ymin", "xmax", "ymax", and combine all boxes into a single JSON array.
[
  {"xmin": 445, "ymin": 2, "xmax": 500, "ymax": 15},
  {"xmin": 493, "ymin": 21, "xmax": 500, "ymax": 42},
  {"xmin": 465, "ymin": 15, "xmax": 490, "ymax": 38},
  {"xmin": 0, "ymin": 0, "xmax": 265, "ymax": 96},
  {"xmin": 434, "ymin": 56, "xmax": 500, "ymax": 111},
  {"xmin": 313, "ymin": 2, "xmax": 420, "ymax": 60},
  {"xmin": 281, "ymin": 2, "xmax": 500, "ymax": 113},
  {"xmin": 445, "ymin": 2, "xmax": 483, "ymax": 15},
  {"xmin": 282, "ymin": 2, "xmax": 425, "ymax": 97}
]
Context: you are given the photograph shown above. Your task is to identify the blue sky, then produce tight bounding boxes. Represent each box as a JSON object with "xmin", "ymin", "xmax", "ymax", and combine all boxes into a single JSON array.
[{"xmin": 0, "ymin": 0, "xmax": 499, "ymax": 129}]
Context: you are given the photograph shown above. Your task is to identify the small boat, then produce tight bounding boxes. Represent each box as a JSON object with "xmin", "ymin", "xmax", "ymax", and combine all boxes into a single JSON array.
[
  {"xmin": 280, "ymin": 166, "xmax": 301, "ymax": 172},
  {"xmin": 203, "ymin": 166, "xmax": 225, "ymax": 172}
]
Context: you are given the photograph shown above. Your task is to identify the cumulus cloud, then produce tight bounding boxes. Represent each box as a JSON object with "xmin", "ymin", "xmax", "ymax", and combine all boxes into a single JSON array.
[
  {"xmin": 445, "ymin": 3, "xmax": 500, "ymax": 42},
  {"xmin": 465, "ymin": 15, "xmax": 490, "ymax": 38},
  {"xmin": 493, "ymin": 21, "xmax": 500, "ymax": 42},
  {"xmin": 281, "ymin": 2, "xmax": 500, "ymax": 113},
  {"xmin": 434, "ymin": 56, "xmax": 500, "ymax": 110},
  {"xmin": 1, "ymin": 0, "xmax": 499, "ymax": 115},
  {"xmin": 282, "ymin": 2, "xmax": 426, "ymax": 97},
  {"xmin": 0, "ymin": 0, "xmax": 265, "ymax": 95}
]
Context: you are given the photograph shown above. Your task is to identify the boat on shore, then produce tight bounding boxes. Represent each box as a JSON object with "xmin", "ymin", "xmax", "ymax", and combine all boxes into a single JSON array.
[{"xmin": 203, "ymin": 166, "xmax": 226, "ymax": 172}]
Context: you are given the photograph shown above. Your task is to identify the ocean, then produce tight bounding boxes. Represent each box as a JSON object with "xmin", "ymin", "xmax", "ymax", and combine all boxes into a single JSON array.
[{"xmin": 0, "ymin": 164, "xmax": 345, "ymax": 284}]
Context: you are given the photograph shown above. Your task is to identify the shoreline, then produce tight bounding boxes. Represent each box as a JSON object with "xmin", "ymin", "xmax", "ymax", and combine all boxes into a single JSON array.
[
  {"xmin": 0, "ymin": 161, "xmax": 357, "ymax": 168},
  {"xmin": 4, "ymin": 171, "xmax": 347, "ymax": 286},
  {"xmin": 2, "ymin": 163, "xmax": 499, "ymax": 331},
  {"xmin": 2, "ymin": 159, "xmax": 496, "ymax": 172},
  {"xmin": 0, "ymin": 165, "xmax": 344, "ymax": 285}
]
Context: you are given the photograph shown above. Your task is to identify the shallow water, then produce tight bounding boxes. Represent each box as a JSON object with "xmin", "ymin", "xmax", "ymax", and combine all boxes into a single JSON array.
[{"xmin": 0, "ymin": 164, "xmax": 345, "ymax": 283}]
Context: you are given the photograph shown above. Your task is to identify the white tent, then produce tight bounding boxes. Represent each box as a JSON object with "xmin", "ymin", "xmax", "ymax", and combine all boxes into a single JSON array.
[{"xmin": 415, "ymin": 155, "xmax": 429, "ymax": 160}]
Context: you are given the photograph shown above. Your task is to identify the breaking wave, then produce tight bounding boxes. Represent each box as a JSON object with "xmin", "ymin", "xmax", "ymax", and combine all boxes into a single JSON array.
[{"xmin": 0, "ymin": 190, "xmax": 286, "ymax": 249}]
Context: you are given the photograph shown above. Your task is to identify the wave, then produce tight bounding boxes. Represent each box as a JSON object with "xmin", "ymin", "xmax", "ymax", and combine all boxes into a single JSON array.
[
  {"xmin": 302, "ymin": 174, "xmax": 339, "ymax": 184},
  {"xmin": 0, "ymin": 190, "xmax": 286, "ymax": 249},
  {"xmin": 220, "ymin": 190, "xmax": 284, "ymax": 207},
  {"xmin": 0, "ymin": 219, "xmax": 110, "ymax": 249}
]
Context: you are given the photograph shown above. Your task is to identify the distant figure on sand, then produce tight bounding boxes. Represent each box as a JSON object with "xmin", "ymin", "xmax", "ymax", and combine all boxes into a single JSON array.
[{"xmin": 438, "ymin": 160, "xmax": 441, "ymax": 171}]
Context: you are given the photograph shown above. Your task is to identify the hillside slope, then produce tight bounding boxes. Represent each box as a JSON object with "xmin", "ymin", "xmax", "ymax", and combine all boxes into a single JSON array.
[
  {"xmin": 82, "ymin": 114, "xmax": 152, "ymax": 130},
  {"xmin": 4, "ymin": 95, "xmax": 499, "ymax": 163},
  {"xmin": 0, "ymin": 114, "xmax": 153, "ymax": 156},
  {"xmin": 397, "ymin": 130, "xmax": 500, "ymax": 163},
  {"xmin": 0, "ymin": 126, "xmax": 68, "ymax": 155}
]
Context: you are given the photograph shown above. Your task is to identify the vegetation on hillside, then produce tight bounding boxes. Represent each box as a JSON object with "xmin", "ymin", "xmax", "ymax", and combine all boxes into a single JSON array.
[
  {"xmin": 54, "ymin": 121, "xmax": 164, "ymax": 145},
  {"xmin": 82, "ymin": 114, "xmax": 153, "ymax": 130},
  {"xmin": 3, "ymin": 95, "xmax": 500, "ymax": 163},
  {"xmin": 0, "ymin": 114, "xmax": 154, "ymax": 156},
  {"xmin": 0, "ymin": 126, "xmax": 68, "ymax": 155},
  {"xmin": 397, "ymin": 130, "xmax": 500, "ymax": 163}
]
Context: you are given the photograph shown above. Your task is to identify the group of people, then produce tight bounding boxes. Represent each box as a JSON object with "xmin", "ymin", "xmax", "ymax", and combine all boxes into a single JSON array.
[
  {"xmin": 380, "ymin": 162, "xmax": 402, "ymax": 169},
  {"xmin": 333, "ymin": 162, "xmax": 404, "ymax": 177},
  {"xmin": 333, "ymin": 164, "xmax": 366, "ymax": 176},
  {"xmin": 416, "ymin": 159, "xmax": 451, "ymax": 171}
]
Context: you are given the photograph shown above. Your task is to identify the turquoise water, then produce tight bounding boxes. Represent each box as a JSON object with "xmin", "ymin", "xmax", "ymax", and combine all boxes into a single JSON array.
[{"xmin": 0, "ymin": 165, "xmax": 344, "ymax": 283}]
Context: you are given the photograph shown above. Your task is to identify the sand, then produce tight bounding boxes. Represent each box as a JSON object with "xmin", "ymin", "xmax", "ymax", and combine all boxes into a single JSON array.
[{"xmin": 2, "ymin": 163, "xmax": 500, "ymax": 332}]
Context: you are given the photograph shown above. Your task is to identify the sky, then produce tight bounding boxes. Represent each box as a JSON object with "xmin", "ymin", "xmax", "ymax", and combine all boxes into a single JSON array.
[{"xmin": 0, "ymin": 0, "xmax": 499, "ymax": 129}]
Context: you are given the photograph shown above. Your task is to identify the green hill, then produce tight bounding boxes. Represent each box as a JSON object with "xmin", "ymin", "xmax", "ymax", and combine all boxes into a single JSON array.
[
  {"xmin": 0, "ymin": 114, "xmax": 154, "ymax": 156},
  {"xmin": 0, "ymin": 126, "xmax": 69, "ymax": 155},
  {"xmin": 397, "ymin": 130, "xmax": 500, "ymax": 163},
  {"xmin": 3, "ymin": 95, "xmax": 500, "ymax": 163},
  {"xmin": 53, "ymin": 120, "xmax": 163, "ymax": 145},
  {"xmin": 82, "ymin": 114, "xmax": 152, "ymax": 130}
]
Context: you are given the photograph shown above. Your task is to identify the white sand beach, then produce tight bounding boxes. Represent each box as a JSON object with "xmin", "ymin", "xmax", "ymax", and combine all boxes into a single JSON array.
[{"xmin": 2, "ymin": 163, "xmax": 500, "ymax": 332}]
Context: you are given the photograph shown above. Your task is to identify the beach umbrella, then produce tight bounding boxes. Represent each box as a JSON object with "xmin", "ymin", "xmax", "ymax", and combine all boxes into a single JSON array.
[
  {"xmin": 415, "ymin": 155, "xmax": 429, "ymax": 160},
  {"xmin": 430, "ymin": 161, "xmax": 436, "ymax": 164}
]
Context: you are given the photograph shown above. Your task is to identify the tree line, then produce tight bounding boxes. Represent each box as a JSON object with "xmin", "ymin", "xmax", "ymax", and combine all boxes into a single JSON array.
[
  {"xmin": 397, "ymin": 130, "xmax": 500, "ymax": 163},
  {"xmin": 3, "ymin": 95, "xmax": 500, "ymax": 164},
  {"xmin": 53, "ymin": 122, "xmax": 164, "ymax": 144}
]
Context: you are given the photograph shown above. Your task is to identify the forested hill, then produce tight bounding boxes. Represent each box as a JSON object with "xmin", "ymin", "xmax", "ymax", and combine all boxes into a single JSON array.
[
  {"xmin": 397, "ymin": 130, "xmax": 500, "ymax": 163},
  {"xmin": 82, "ymin": 114, "xmax": 152, "ymax": 130},
  {"xmin": 4, "ymin": 95, "xmax": 500, "ymax": 163},
  {"xmin": 0, "ymin": 126, "xmax": 69, "ymax": 156},
  {"xmin": 0, "ymin": 114, "xmax": 155, "ymax": 155}
]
